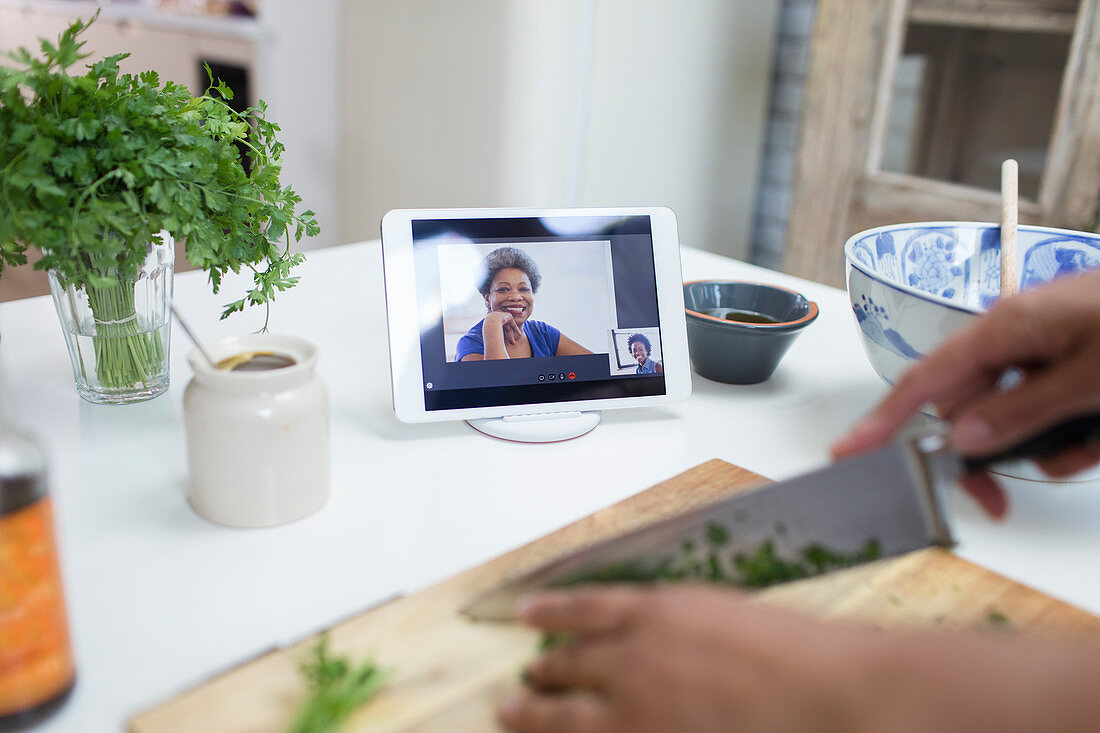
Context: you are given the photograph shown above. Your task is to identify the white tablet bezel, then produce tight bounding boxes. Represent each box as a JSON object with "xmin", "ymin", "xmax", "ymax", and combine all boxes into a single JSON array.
[{"xmin": 380, "ymin": 206, "xmax": 691, "ymax": 423}]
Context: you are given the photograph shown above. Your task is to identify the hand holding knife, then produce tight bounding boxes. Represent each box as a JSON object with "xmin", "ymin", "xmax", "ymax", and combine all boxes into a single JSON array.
[{"xmin": 463, "ymin": 416, "xmax": 1100, "ymax": 622}]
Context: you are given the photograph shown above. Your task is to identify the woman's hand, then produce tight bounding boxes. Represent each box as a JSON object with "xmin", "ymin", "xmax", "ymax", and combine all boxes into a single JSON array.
[
  {"xmin": 482, "ymin": 311, "xmax": 524, "ymax": 358},
  {"xmin": 498, "ymin": 584, "xmax": 1100, "ymax": 733},
  {"xmin": 485, "ymin": 311, "xmax": 523, "ymax": 344},
  {"xmin": 832, "ymin": 270, "xmax": 1100, "ymax": 515}
]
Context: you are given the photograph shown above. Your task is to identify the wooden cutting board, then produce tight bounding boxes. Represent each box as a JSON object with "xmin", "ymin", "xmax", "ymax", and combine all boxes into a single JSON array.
[{"xmin": 130, "ymin": 460, "xmax": 1100, "ymax": 732}]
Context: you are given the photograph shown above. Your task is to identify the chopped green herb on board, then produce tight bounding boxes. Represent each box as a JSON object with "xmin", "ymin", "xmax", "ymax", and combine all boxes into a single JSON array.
[
  {"xmin": 706, "ymin": 522, "xmax": 730, "ymax": 546},
  {"xmin": 288, "ymin": 635, "xmax": 389, "ymax": 733},
  {"xmin": 522, "ymin": 632, "xmax": 579, "ymax": 688},
  {"xmin": 552, "ymin": 525, "xmax": 883, "ymax": 591},
  {"xmin": 983, "ymin": 609, "xmax": 1014, "ymax": 632},
  {"xmin": 539, "ymin": 631, "xmax": 577, "ymax": 652}
]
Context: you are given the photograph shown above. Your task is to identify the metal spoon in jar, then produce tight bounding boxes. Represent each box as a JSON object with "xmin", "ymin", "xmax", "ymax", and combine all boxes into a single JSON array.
[{"xmin": 170, "ymin": 303, "xmax": 219, "ymax": 370}]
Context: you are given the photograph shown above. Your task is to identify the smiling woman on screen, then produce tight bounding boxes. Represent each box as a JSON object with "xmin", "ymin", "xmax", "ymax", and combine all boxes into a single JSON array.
[
  {"xmin": 455, "ymin": 247, "xmax": 593, "ymax": 362},
  {"xmin": 628, "ymin": 332, "xmax": 663, "ymax": 375}
]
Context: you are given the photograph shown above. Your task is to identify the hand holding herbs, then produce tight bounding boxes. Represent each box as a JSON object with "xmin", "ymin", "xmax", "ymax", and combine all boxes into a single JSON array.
[
  {"xmin": 0, "ymin": 14, "xmax": 318, "ymax": 389},
  {"xmin": 505, "ymin": 585, "xmax": 1100, "ymax": 733},
  {"xmin": 289, "ymin": 636, "xmax": 389, "ymax": 733}
]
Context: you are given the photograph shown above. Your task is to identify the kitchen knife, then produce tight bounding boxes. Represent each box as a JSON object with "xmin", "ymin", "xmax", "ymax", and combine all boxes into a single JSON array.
[{"xmin": 462, "ymin": 415, "xmax": 1100, "ymax": 622}]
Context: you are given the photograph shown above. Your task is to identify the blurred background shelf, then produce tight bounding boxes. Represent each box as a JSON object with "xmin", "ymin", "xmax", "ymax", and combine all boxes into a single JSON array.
[{"xmin": 0, "ymin": 0, "xmax": 261, "ymax": 39}]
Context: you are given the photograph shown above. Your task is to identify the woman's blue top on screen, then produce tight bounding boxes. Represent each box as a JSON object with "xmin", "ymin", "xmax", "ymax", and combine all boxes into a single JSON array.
[
  {"xmin": 636, "ymin": 358, "xmax": 659, "ymax": 374},
  {"xmin": 455, "ymin": 319, "xmax": 562, "ymax": 361}
]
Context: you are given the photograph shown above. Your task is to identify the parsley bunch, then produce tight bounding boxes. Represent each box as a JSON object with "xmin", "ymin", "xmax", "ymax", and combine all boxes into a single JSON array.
[{"xmin": 0, "ymin": 12, "xmax": 319, "ymax": 320}]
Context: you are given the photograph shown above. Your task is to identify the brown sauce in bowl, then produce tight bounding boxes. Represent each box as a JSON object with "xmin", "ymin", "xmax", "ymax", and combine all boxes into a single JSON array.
[{"xmin": 702, "ymin": 308, "xmax": 781, "ymax": 324}]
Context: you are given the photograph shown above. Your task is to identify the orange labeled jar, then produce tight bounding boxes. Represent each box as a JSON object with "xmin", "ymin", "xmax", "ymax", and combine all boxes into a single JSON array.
[{"xmin": 0, "ymin": 429, "xmax": 75, "ymax": 730}]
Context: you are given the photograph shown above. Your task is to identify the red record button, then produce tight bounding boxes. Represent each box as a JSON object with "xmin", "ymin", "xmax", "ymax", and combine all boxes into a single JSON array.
[{"xmin": 568, "ymin": 372, "xmax": 576, "ymax": 380}]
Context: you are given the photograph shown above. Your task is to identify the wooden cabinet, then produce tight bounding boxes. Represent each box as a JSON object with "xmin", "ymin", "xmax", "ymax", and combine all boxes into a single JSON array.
[{"xmin": 783, "ymin": 0, "xmax": 1100, "ymax": 286}]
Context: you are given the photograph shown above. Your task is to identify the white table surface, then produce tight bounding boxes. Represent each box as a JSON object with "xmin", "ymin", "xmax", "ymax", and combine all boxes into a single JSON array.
[{"xmin": 3, "ymin": 241, "xmax": 1099, "ymax": 731}]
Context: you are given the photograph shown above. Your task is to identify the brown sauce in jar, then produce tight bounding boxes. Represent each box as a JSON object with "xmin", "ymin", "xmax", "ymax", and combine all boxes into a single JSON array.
[{"xmin": 215, "ymin": 351, "xmax": 297, "ymax": 372}]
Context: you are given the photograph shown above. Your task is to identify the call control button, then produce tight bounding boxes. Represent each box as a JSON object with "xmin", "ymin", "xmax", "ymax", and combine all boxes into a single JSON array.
[
  {"xmin": 559, "ymin": 373, "xmax": 566, "ymax": 381},
  {"xmin": 548, "ymin": 373, "xmax": 556, "ymax": 380},
  {"xmin": 568, "ymin": 372, "xmax": 576, "ymax": 380},
  {"xmin": 538, "ymin": 374, "xmax": 546, "ymax": 381}
]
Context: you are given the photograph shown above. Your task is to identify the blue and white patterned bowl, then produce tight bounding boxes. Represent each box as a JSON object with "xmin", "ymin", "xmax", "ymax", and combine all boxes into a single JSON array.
[{"xmin": 844, "ymin": 221, "xmax": 1100, "ymax": 389}]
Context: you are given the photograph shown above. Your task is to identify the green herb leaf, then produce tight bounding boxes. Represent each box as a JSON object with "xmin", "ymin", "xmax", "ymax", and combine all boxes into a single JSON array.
[
  {"xmin": 289, "ymin": 635, "xmax": 389, "ymax": 733},
  {"xmin": 983, "ymin": 609, "xmax": 1014, "ymax": 633}
]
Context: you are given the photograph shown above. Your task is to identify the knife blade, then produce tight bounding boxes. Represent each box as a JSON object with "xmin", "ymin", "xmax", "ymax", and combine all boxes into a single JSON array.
[
  {"xmin": 461, "ymin": 430, "xmax": 960, "ymax": 622},
  {"xmin": 462, "ymin": 413, "xmax": 1100, "ymax": 622}
]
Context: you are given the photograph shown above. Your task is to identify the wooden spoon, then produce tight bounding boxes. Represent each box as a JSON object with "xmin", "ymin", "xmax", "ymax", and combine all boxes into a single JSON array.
[{"xmin": 1001, "ymin": 159, "xmax": 1018, "ymax": 298}]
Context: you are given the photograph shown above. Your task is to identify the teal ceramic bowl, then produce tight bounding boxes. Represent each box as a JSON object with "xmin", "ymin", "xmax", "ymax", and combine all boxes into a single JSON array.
[{"xmin": 683, "ymin": 280, "xmax": 819, "ymax": 384}]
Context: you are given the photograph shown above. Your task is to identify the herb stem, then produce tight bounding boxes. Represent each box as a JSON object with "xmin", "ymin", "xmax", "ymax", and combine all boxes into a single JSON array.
[{"xmin": 84, "ymin": 274, "xmax": 165, "ymax": 391}]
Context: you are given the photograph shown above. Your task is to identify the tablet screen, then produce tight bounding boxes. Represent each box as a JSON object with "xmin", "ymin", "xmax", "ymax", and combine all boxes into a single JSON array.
[{"xmin": 411, "ymin": 215, "xmax": 667, "ymax": 411}]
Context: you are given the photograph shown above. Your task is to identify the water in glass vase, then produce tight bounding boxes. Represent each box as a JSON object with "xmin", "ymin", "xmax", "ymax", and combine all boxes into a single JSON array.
[
  {"xmin": 47, "ymin": 236, "xmax": 174, "ymax": 405},
  {"xmin": 65, "ymin": 322, "xmax": 171, "ymax": 404}
]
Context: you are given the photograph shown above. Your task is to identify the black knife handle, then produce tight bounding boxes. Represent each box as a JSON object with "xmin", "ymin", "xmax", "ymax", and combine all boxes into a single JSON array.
[{"xmin": 963, "ymin": 414, "xmax": 1100, "ymax": 472}]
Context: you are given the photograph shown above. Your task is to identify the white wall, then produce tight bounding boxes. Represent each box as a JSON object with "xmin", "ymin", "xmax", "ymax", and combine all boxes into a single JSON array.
[
  {"xmin": 579, "ymin": 0, "xmax": 781, "ymax": 257},
  {"xmin": 339, "ymin": 1, "xmax": 513, "ymax": 243},
  {"xmin": 340, "ymin": 0, "xmax": 780, "ymax": 260},
  {"xmin": 256, "ymin": 0, "xmax": 340, "ymax": 250}
]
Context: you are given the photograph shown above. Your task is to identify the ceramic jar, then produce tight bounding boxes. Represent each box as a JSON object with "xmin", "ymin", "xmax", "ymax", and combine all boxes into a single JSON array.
[{"xmin": 182, "ymin": 334, "xmax": 330, "ymax": 527}]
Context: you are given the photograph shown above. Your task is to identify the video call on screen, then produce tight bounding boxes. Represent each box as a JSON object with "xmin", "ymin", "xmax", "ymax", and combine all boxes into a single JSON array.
[{"xmin": 412, "ymin": 215, "xmax": 667, "ymax": 411}]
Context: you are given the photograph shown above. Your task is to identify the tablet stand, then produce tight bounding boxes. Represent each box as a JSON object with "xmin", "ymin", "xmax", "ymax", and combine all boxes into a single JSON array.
[{"xmin": 466, "ymin": 411, "xmax": 600, "ymax": 443}]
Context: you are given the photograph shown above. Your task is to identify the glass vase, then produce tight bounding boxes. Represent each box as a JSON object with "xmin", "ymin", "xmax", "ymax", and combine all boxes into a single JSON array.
[{"xmin": 47, "ymin": 235, "xmax": 174, "ymax": 405}]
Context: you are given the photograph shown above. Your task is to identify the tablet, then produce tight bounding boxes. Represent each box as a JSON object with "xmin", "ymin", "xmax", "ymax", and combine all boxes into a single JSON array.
[{"xmin": 380, "ymin": 207, "xmax": 691, "ymax": 435}]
